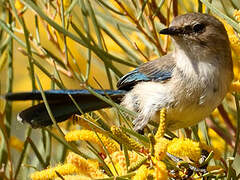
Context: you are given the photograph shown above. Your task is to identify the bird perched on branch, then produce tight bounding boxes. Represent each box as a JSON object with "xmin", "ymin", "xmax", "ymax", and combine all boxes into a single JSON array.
[{"xmin": 5, "ymin": 13, "xmax": 233, "ymax": 131}]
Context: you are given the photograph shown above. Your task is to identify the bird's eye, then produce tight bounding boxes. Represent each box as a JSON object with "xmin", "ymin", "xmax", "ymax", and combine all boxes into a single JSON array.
[{"xmin": 193, "ymin": 23, "xmax": 205, "ymax": 33}]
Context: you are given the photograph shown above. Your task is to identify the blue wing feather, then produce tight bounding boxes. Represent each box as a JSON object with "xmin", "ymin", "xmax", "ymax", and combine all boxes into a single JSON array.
[{"xmin": 117, "ymin": 54, "xmax": 175, "ymax": 90}]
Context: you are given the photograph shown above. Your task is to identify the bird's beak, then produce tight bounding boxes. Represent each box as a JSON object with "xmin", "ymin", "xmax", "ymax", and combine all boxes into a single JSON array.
[{"xmin": 159, "ymin": 26, "xmax": 182, "ymax": 35}]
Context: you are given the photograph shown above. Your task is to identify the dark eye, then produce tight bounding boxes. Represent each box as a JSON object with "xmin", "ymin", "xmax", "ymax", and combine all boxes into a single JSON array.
[{"xmin": 193, "ymin": 23, "xmax": 205, "ymax": 33}]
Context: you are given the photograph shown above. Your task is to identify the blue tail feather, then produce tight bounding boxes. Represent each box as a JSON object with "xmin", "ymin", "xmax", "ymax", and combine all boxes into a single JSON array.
[
  {"xmin": 5, "ymin": 89, "xmax": 126, "ymax": 128},
  {"xmin": 5, "ymin": 89, "xmax": 126, "ymax": 101}
]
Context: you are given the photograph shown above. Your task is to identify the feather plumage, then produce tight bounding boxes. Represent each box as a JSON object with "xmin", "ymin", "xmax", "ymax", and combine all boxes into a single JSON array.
[{"xmin": 117, "ymin": 54, "xmax": 175, "ymax": 90}]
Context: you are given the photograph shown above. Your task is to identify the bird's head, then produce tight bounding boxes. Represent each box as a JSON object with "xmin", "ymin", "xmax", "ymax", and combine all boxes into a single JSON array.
[{"xmin": 160, "ymin": 13, "xmax": 230, "ymax": 54}]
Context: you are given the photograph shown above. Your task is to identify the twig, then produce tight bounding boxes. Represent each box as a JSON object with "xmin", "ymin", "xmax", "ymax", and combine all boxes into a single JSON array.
[
  {"xmin": 133, "ymin": 42, "xmax": 149, "ymax": 61},
  {"xmin": 217, "ymin": 104, "xmax": 236, "ymax": 136},
  {"xmin": 114, "ymin": 0, "xmax": 164, "ymax": 55},
  {"xmin": 173, "ymin": 0, "xmax": 178, "ymax": 17}
]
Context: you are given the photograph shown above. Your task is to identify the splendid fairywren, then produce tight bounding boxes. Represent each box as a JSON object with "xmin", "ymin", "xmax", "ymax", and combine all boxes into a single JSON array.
[
  {"xmin": 119, "ymin": 12, "xmax": 233, "ymax": 130},
  {"xmin": 5, "ymin": 13, "xmax": 233, "ymax": 131}
]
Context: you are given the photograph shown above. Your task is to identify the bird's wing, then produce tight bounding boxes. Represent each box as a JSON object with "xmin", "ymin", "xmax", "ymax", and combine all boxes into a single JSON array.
[{"xmin": 117, "ymin": 53, "xmax": 176, "ymax": 90}]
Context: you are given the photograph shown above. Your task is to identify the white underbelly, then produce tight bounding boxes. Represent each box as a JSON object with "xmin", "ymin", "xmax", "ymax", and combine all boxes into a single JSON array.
[{"xmin": 122, "ymin": 78, "xmax": 229, "ymax": 130}]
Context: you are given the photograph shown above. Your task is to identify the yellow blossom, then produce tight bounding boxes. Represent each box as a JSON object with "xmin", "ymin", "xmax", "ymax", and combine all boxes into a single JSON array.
[
  {"xmin": 132, "ymin": 165, "xmax": 148, "ymax": 180},
  {"xmin": 154, "ymin": 160, "xmax": 168, "ymax": 180},
  {"xmin": 233, "ymin": 10, "xmax": 240, "ymax": 22},
  {"xmin": 10, "ymin": 136, "xmax": 24, "ymax": 152},
  {"xmin": 111, "ymin": 126, "xmax": 143, "ymax": 152},
  {"xmin": 221, "ymin": 17, "xmax": 240, "ymax": 81},
  {"xmin": 104, "ymin": 151, "xmax": 141, "ymax": 176},
  {"xmin": 66, "ymin": 152, "xmax": 107, "ymax": 178},
  {"xmin": 133, "ymin": 160, "xmax": 168, "ymax": 180},
  {"xmin": 222, "ymin": 19, "xmax": 240, "ymax": 53},
  {"xmin": 154, "ymin": 137, "xmax": 170, "ymax": 160},
  {"xmin": 167, "ymin": 138, "xmax": 201, "ymax": 162},
  {"xmin": 15, "ymin": 0, "xmax": 24, "ymax": 10},
  {"xmin": 65, "ymin": 130, "xmax": 119, "ymax": 153},
  {"xmin": 30, "ymin": 164, "xmax": 80, "ymax": 180},
  {"xmin": 230, "ymin": 81, "xmax": 240, "ymax": 92},
  {"xmin": 155, "ymin": 108, "xmax": 167, "ymax": 139},
  {"xmin": 128, "ymin": 156, "xmax": 148, "ymax": 172}
]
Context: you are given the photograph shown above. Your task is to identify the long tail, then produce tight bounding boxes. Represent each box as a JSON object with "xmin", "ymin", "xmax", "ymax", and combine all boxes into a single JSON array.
[{"xmin": 5, "ymin": 89, "xmax": 126, "ymax": 128}]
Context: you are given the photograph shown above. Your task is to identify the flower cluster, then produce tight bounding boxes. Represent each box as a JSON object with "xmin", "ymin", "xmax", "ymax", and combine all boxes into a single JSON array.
[
  {"xmin": 31, "ymin": 153, "xmax": 107, "ymax": 180},
  {"xmin": 30, "ymin": 108, "xmax": 226, "ymax": 179},
  {"xmin": 14, "ymin": 0, "xmax": 24, "ymax": 11},
  {"xmin": 65, "ymin": 129, "xmax": 120, "ymax": 154},
  {"xmin": 222, "ymin": 10, "xmax": 240, "ymax": 82}
]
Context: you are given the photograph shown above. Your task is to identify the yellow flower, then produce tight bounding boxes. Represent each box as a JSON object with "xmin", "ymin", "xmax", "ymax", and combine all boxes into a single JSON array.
[
  {"xmin": 66, "ymin": 152, "xmax": 107, "ymax": 178},
  {"xmin": 104, "ymin": 151, "xmax": 141, "ymax": 176},
  {"xmin": 15, "ymin": 0, "xmax": 24, "ymax": 11},
  {"xmin": 133, "ymin": 160, "xmax": 168, "ymax": 180},
  {"xmin": 132, "ymin": 165, "xmax": 148, "ymax": 180},
  {"xmin": 233, "ymin": 10, "xmax": 240, "ymax": 22},
  {"xmin": 222, "ymin": 20, "xmax": 240, "ymax": 53},
  {"xmin": 65, "ymin": 129, "xmax": 119, "ymax": 153},
  {"xmin": 221, "ymin": 17, "xmax": 240, "ymax": 81},
  {"xmin": 111, "ymin": 126, "xmax": 143, "ymax": 152},
  {"xmin": 167, "ymin": 138, "xmax": 201, "ymax": 162},
  {"xmin": 30, "ymin": 164, "xmax": 79, "ymax": 180},
  {"xmin": 10, "ymin": 136, "xmax": 24, "ymax": 152},
  {"xmin": 154, "ymin": 160, "xmax": 168, "ymax": 180},
  {"xmin": 155, "ymin": 108, "xmax": 167, "ymax": 139},
  {"xmin": 154, "ymin": 137, "xmax": 170, "ymax": 160},
  {"xmin": 128, "ymin": 156, "xmax": 148, "ymax": 172},
  {"xmin": 230, "ymin": 80, "xmax": 240, "ymax": 92}
]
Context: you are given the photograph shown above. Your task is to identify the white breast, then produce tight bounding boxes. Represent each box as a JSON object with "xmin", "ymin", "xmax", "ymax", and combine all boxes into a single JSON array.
[{"xmin": 165, "ymin": 49, "xmax": 232, "ymax": 130}]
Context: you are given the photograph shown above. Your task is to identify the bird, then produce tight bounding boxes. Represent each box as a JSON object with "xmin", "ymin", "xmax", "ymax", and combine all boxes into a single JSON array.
[{"xmin": 5, "ymin": 13, "xmax": 233, "ymax": 131}]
